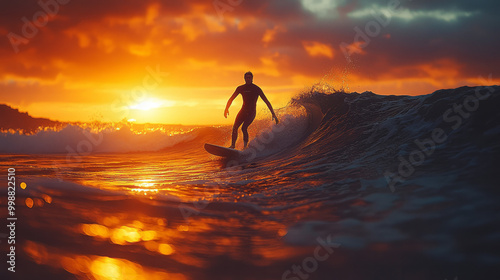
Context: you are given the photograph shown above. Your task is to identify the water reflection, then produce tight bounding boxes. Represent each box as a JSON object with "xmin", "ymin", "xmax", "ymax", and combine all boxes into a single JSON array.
[
  {"xmin": 24, "ymin": 240, "xmax": 186, "ymax": 280},
  {"xmin": 80, "ymin": 221, "xmax": 176, "ymax": 258},
  {"xmin": 11, "ymin": 152, "xmax": 330, "ymax": 280}
]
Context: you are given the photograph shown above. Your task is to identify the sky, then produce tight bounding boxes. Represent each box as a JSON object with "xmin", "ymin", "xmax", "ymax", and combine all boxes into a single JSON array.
[{"xmin": 0, "ymin": 0, "xmax": 499, "ymax": 125}]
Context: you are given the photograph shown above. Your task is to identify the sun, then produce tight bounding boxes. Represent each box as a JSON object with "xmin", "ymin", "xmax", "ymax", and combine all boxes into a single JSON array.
[
  {"xmin": 129, "ymin": 100, "xmax": 161, "ymax": 111},
  {"xmin": 128, "ymin": 99, "xmax": 176, "ymax": 111}
]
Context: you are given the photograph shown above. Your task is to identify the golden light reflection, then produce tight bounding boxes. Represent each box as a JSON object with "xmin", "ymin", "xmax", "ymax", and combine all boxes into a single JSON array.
[
  {"xmin": 25, "ymin": 197, "xmax": 34, "ymax": 208},
  {"xmin": 71, "ymin": 255, "xmax": 185, "ymax": 280},
  {"xmin": 128, "ymin": 180, "xmax": 161, "ymax": 197},
  {"xmin": 42, "ymin": 194, "xmax": 53, "ymax": 203},
  {"xmin": 177, "ymin": 225, "xmax": 189, "ymax": 232},
  {"xmin": 91, "ymin": 257, "xmax": 131, "ymax": 280},
  {"xmin": 144, "ymin": 241, "xmax": 175, "ymax": 255},
  {"xmin": 158, "ymin": 243, "xmax": 174, "ymax": 255},
  {"xmin": 133, "ymin": 220, "xmax": 144, "ymax": 229},
  {"xmin": 72, "ymin": 212, "xmax": 294, "ymax": 273},
  {"xmin": 110, "ymin": 226, "xmax": 142, "ymax": 244},
  {"xmin": 35, "ymin": 198, "xmax": 45, "ymax": 207},
  {"xmin": 24, "ymin": 241, "xmax": 185, "ymax": 280},
  {"xmin": 81, "ymin": 224, "xmax": 110, "ymax": 238},
  {"xmin": 138, "ymin": 182, "xmax": 155, "ymax": 188},
  {"xmin": 141, "ymin": 230, "xmax": 157, "ymax": 241},
  {"xmin": 130, "ymin": 188, "xmax": 159, "ymax": 196},
  {"xmin": 80, "ymin": 218, "xmax": 177, "ymax": 258},
  {"xmin": 89, "ymin": 256, "xmax": 187, "ymax": 280}
]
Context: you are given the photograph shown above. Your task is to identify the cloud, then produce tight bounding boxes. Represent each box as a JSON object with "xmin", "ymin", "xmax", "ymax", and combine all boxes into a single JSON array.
[
  {"xmin": 300, "ymin": 0, "xmax": 348, "ymax": 18},
  {"xmin": 348, "ymin": 6, "xmax": 478, "ymax": 22},
  {"xmin": 0, "ymin": 0, "xmax": 498, "ymax": 123},
  {"xmin": 302, "ymin": 41, "xmax": 335, "ymax": 58}
]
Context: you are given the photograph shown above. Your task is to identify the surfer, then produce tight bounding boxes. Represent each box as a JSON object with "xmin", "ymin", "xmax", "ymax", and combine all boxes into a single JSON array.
[{"xmin": 224, "ymin": 71, "xmax": 279, "ymax": 149}]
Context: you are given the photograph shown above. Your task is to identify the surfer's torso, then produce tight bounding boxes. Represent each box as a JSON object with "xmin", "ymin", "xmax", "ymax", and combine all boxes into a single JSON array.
[{"xmin": 235, "ymin": 83, "xmax": 263, "ymax": 112}]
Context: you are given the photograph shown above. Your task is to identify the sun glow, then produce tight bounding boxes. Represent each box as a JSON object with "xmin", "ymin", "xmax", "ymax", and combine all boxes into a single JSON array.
[
  {"xmin": 129, "ymin": 100, "xmax": 162, "ymax": 111},
  {"xmin": 128, "ymin": 98, "xmax": 177, "ymax": 117}
]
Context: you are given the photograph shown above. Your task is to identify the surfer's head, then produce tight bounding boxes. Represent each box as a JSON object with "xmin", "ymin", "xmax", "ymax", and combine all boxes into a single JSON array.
[{"xmin": 244, "ymin": 71, "xmax": 253, "ymax": 84}]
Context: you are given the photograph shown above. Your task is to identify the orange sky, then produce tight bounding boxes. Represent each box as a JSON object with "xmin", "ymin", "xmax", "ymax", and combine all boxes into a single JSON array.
[{"xmin": 0, "ymin": 0, "xmax": 498, "ymax": 125}]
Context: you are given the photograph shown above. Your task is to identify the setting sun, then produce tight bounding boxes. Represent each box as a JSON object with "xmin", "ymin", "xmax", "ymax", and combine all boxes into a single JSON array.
[
  {"xmin": 129, "ymin": 100, "xmax": 165, "ymax": 111},
  {"xmin": 1, "ymin": 0, "xmax": 499, "ymax": 279},
  {"xmin": 2, "ymin": 1, "xmax": 497, "ymax": 125}
]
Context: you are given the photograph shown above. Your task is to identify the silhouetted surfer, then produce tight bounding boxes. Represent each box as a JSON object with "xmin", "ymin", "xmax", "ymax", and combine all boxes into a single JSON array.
[{"xmin": 224, "ymin": 71, "xmax": 279, "ymax": 149}]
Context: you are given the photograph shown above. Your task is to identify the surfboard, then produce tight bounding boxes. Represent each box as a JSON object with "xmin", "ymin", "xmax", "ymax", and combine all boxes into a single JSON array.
[{"xmin": 204, "ymin": 143, "xmax": 241, "ymax": 158}]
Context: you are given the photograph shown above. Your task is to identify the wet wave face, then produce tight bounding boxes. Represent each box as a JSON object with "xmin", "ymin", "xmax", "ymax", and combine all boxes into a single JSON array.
[{"xmin": 2, "ymin": 85, "xmax": 500, "ymax": 280}]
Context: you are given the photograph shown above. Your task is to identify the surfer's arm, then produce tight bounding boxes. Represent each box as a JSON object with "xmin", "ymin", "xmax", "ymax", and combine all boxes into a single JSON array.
[
  {"xmin": 224, "ymin": 88, "xmax": 240, "ymax": 118},
  {"xmin": 259, "ymin": 91, "xmax": 279, "ymax": 124}
]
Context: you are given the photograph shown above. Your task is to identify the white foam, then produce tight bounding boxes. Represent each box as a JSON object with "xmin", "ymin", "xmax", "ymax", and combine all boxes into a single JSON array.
[
  {"xmin": 0, "ymin": 124, "xmax": 196, "ymax": 154},
  {"xmin": 241, "ymin": 105, "xmax": 310, "ymax": 159}
]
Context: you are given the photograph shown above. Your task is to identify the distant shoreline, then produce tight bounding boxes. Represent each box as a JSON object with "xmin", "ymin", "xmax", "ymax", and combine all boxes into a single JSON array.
[
  {"xmin": 0, "ymin": 104, "xmax": 221, "ymax": 133},
  {"xmin": 0, "ymin": 104, "xmax": 63, "ymax": 133}
]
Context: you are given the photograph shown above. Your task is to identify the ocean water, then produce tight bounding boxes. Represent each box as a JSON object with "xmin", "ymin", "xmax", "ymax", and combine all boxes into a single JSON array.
[{"xmin": 1, "ymin": 85, "xmax": 500, "ymax": 280}]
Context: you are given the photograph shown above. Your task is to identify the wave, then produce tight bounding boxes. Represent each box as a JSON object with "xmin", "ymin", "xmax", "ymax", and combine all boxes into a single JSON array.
[
  {"xmin": 2, "ymin": 85, "xmax": 499, "ymax": 162},
  {"xmin": 234, "ymin": 103, "xmax": 323, "ymax": 160},
  {"xmin": 278, "ymin": 85, "xmax": 500, "ymax": 190},
  {"xmin": 0, "ymin": 124, "xmax": 198, "ymax": 154},
  {"xmin": 0, "ymin": 104, "xmax": 320, "ymax": 155}
]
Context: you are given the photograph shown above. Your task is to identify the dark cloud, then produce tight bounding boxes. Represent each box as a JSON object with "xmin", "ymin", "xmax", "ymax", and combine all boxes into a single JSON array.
[{"xmin": 0, "ymin": 0, "xmax": 498, "ymax": 98}]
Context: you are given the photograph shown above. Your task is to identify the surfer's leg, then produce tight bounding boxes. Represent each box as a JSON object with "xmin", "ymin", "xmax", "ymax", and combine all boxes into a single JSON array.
[
  {"xmin": 231, "ymin": 111, "xmax": 246, "ymax": 148},
  {"xmin": 241, "ymin": 110, "xmax": 256, "ymax": 148}
]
